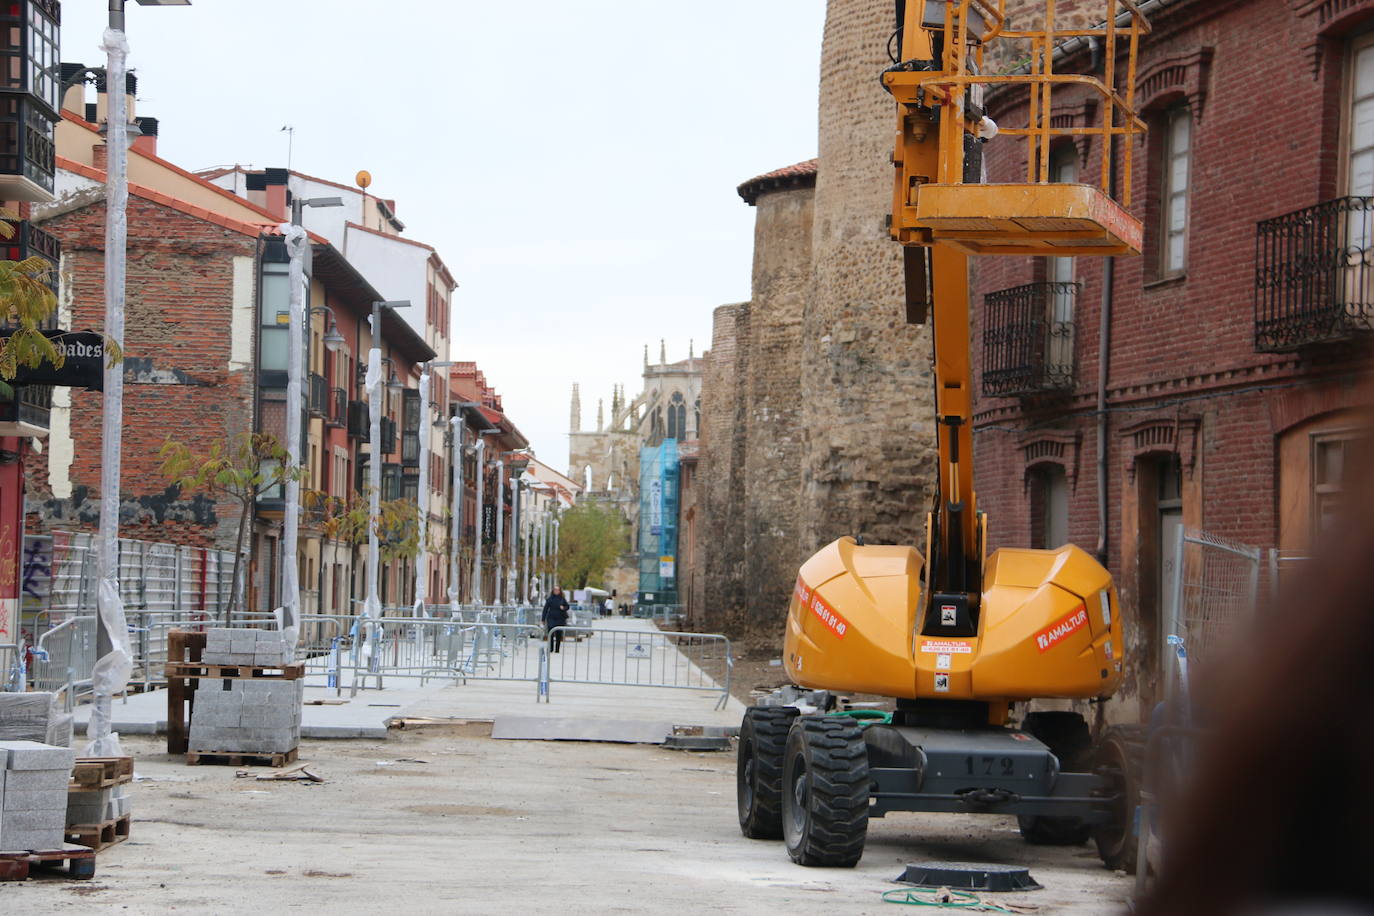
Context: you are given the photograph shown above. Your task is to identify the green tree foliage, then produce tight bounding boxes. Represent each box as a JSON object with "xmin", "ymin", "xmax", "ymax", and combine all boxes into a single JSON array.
[
  {"xmin": 556, "ymin": 502, "xmax": 629, "ymax": 590},
  {"xmin": 160, "ymin": 433, "xmax": 299, "ymax": 621}
]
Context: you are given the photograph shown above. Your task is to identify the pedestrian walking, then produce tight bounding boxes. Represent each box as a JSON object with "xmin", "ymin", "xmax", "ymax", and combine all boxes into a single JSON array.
[{"xmin": 542, "ymin": 586, "xmax": 570, "ymax": 653}]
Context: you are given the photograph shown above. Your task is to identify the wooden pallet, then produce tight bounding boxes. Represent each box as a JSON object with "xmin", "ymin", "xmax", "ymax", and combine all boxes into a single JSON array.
[
  {"xmin": 165, "ymin": 661, "xmax": 305, "ymax": 680},
  {"xmin": 0, "ymin": 844, "xmax": 97, "ymax": 881},
  {"xmin": 165, "ymin": 630, "xmax": 303, "ymax": 755},
  {"xmin": 69, "ymin": 757, "xmax": 134, "ymax": 792},
  {"xmin": 64, "ymin": 814, "xmax": 130, "ymax": 852},
  {"xmin": 186, "ymin": 746, "xmax": 298, "ymax": 768}
]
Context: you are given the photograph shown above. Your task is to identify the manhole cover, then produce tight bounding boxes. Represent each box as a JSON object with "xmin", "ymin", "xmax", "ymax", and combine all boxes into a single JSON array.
[{"xmin": 896, "ymin": 862, "xmax": 1041, "ymax": 892}]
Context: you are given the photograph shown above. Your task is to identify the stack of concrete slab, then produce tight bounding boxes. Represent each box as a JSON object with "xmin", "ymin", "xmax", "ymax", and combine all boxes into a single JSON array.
[
  {"xmin": 0, "ymin": 692, "xmax": 74, "ymax": 748},
  {"xmin": 66, "ymin": 784, "xmax": 130, "ymax": 827},
  {"xmin": 202, "ymin": 628, "xmax": 292, "ymax": 667},
  {"xmin": 0, "ymin": 740, "xmax": 74, "ymax": 852},
  {"xmin": 188, "ymin": 679, "xmax": 303, "ymax": 754}
]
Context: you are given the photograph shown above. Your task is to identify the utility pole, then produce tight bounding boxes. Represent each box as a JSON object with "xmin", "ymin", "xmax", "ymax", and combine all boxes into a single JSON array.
[
  {"xmin": 364, "ymin": 300, "xmax": 409, "ymax": 652},
  {"xmin": 472, "ymin": 439, "xmax": 485, "ymax": 605},
  {"xmin": 413, "ymin": 360, "xmax": 454, "ymax": 616},
  {"xmin": 494, "ymin": 459, "xmax": 505, "ymax": 605},
  {"xmin": 447, "ymin": 417, "xmax": 464, "ymax": 609},
  {"xmin": 90, "ymin": 0, "xmax": 191, "ymax": 758},
  {"xmin": 281, "ymin": 194, "xmax": 341, "ymax": 651}
]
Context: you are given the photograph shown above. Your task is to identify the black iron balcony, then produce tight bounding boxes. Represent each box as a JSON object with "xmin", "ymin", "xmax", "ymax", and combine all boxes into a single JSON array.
[
  {"xmin": 327, "ymin": 387, "xmax": 346, "ymax": 427},
  {"xmin": 0, "ymin": 381, "xmax": 49, "ymax": 432},
  {"xmin": 347, "ymin": 400, "xmax": 368, "ymax": 439},
  {"xmin": 308, "ymin": 372, "xmax": 326, "ymax": 417},
  {"xmin": 1255, "ymin": 197, "xmax": 1374, "ymax": 352},
  {"xmin": 982, "ymin": 281, "xmax": 1077, "ymax": 397},
  {"xmin": 1, "ymin": 219, "xmax": 58, "ymax": 297}
]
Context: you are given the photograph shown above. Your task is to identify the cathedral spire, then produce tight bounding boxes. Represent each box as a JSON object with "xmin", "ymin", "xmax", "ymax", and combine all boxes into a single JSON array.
[{"xmin": 570, "ymin": 383, "xmax": 581, "ymax": 433}]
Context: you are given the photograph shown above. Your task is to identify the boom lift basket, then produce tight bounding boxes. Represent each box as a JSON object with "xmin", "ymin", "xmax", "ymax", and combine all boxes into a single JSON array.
[{"xmin": 885, "ymin": 0, "xmax": 1152, "ymax": 257}]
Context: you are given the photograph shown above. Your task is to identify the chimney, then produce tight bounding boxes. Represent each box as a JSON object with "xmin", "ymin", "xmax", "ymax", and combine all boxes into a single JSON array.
[
  {"xmin": 262, "ymin": 167, "xmax": 289, "ymax": 219},
  {"xmin": 92, "ymin": 143, "xmax": 106, "ymax": 171},
  {"xmin": 93, "ymin": 68, "xmax": 137, "ymax": 128},
  {"xmin": 132, "ymin": 116, "xmax": 159, "ymax": 158}
]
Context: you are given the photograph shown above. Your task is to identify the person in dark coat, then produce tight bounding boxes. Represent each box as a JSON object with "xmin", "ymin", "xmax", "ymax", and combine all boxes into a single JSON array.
[{"xmin": 541, "ymin": 586, "xmax": 570, "ymax": 653}]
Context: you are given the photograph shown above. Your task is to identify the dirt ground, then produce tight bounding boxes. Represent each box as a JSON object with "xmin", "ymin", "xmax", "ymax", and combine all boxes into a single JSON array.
[{"xmin": 5, "ymin": 727, "xmax": 1131, "ymax": 914}]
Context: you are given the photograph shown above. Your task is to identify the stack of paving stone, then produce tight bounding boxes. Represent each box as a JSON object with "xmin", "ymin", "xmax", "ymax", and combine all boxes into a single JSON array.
[
  {"xmin": 202, "ymin": 627, "xmax": 292, "ymax": 667},
  {"xmin": 188, "ymin": 679, "xmax": 303, "ymax": 755},
  {"xmin": 0, "ymin": 740, "xmax": 74, "ymax": 852},
  {"xmin": 65, "ymin": 779, "xmax": 130, "ymax": 829},
  {"xmin": 0, "ymin": 692, "xmax": 73, "ymax": 748}
]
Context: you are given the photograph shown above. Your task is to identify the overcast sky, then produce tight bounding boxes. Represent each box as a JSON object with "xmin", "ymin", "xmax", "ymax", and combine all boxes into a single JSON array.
[{"xmin": 59, "ymin": 1, "xmax": 826, "ymax": 468}]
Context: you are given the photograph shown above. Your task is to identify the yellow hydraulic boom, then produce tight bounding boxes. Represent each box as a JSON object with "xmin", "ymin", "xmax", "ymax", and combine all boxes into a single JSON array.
[{"xmin": 782, "ymin": 0, "xmax": 1150, "ymax": 720}]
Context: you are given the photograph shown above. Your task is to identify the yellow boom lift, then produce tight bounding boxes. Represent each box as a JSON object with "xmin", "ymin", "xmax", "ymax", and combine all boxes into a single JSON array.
[{"xmin": 737, "ymin": 0, "xmax": 1152, "ymax": 870}]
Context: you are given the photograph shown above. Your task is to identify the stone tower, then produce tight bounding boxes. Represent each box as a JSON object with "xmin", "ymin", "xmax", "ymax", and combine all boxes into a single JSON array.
[
  {"xmin": 800, "ymin": 0, "xmax": 938, "ymax": 549},
  {"xmin": 569, "ymin": 383, "xmax": 581, "ymax": 433}
]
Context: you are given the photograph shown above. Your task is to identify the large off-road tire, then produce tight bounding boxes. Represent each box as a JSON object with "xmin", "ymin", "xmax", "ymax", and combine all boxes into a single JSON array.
[
  {"xmin": 1092, "ymin": 724, "xmax": 1147, "ymax": 873},
  {"xmin": 737, "ymin": 706, "xmax": 800, "ymax": 839},
  {"xmin": 1017, "ymin": 710, "xmax": 1094, "ymax": 846},
  {"xmin": 781, "ymin": 716, "xmax": 869, "ymax": 867}
]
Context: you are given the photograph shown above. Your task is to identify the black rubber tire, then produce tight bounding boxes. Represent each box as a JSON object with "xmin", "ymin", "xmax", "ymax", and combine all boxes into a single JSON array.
[
  {"xmin": 1092, "ymin": 724, "xmax": 1147, "ymax": 873},
  {"xmin": 1017, "ymin": 711, "xmax": 1094, "ymax": 846},
  {"xmin": 781, "ymin": 716, "xmax": 870, "ymax": 867},
  {"xmin": 737, "ymin": 706, "xmax": 800, "ymax": 839}
]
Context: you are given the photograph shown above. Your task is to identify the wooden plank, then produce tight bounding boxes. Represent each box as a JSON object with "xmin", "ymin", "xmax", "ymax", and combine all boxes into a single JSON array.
[{"xmin": 165, "ymin": 662, "xmax": 305, "ymax": 681}]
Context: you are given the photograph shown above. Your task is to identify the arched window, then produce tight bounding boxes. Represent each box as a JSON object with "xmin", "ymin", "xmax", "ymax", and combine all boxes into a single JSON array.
[
  {"xmin": 694, "ymin": 398, "xmax": 700, "ymax": 437},
  {"xmin": 583, "ymin": 465, "xmax": 592, "ymax": 491},
  {"xmin": 667, "ymin": 392, "xmax": 686, "ymax": 440}
]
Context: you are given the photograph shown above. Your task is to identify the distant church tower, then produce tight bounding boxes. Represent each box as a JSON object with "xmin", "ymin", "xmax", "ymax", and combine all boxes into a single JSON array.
[{"xmin": 570, "ymin": 383, "xmax": 581, "ymax": 433}]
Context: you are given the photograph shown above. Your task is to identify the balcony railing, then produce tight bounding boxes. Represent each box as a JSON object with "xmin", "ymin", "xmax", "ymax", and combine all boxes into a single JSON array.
[
  {"xmin": 982, "ymin": 281, "xmax": 1077, "ymax": 397},
  {"xmin": 327, "ymin": 387, "xmax": 346, "ymax": 427},
  {"xmin": 347, "ymin": 400, "xmax": 368, "ymax": 439},
  {"xmin": 308, "ymin": 372, "xmax": 326, "ymax": 417},
  {"xmin": 0, "ymin": 381, "xmax": 49, "ymax": 431},
  {"xmin": 1255, "ymin": 196, "xmax": 1374, "ymax": 352},
  {"xmin": 2, "ymin": 219, "xmax": 58, "ymax": 296}
]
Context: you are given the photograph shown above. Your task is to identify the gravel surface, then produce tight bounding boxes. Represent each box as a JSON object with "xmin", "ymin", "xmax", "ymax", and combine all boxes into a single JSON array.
[{"xmin": 5, "ymin": 728, "xmax": 1130, "ymax": 914}]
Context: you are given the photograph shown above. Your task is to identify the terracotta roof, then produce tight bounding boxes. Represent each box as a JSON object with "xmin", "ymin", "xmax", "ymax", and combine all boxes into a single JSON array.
[
  {"xmin": 56, "ymin": 156, "xmax": 282, "ymax": 239},
  {"xmin": 737, "ymin": 158, "xmax": 818, "ymax": 205},
  {"xmin": 61, "ymin": 111, "xmax": 289, "ymax": 225}
]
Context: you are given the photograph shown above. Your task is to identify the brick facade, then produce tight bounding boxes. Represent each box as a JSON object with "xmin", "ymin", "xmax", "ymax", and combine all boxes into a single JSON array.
[
  {"xmin": 971, "ymin": 0, "xmax": 1374, "ymax": 719},
  {"xmin": 25, "ymin": 193, "xmax": 258, "ymax": 549}
]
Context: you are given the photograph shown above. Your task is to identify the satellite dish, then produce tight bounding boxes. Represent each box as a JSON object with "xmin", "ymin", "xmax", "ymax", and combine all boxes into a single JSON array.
[{"xmin": 355, "ymin": 170, "xmax": 372, "ymax": 190}]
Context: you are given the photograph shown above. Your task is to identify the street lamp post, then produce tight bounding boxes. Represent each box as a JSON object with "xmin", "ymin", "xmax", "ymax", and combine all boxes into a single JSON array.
[
  {"xmin": 553, "ymin": 517, "xmax": 561, "ymax": 591},
  {"xmin": 413, "ymin": 360, "xmax": 455, "ymax": 616},
  {"xmin": 280, "ymin": 195, "xmax": 342, "ymax": 656},
  {"xmin": 493, "ymin": 459, "xmax": 504, "ymax": 605},
  {"xmin": 447, "ymin": 417, "xmax": 464, "ymax": 609},
  {"xmin": 90, "ymin": 0, "xmax": 191, "ymax": 758},
  {"xmin": 364, "ymin": 300, "xmax": 409, "ymax": 659},
  {"xmin": 471, "ymin": 440, "xmax": 486, "ymax": 606},
  {"xmin": 522, "ymin": 494, "xmax": 533, "ymax": 603}
]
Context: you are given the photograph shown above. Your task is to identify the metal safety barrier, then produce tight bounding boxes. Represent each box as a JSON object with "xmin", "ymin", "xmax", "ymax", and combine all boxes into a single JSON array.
[
  {"xmin": 542, "ymin": 626, "xmax": 732, "ymax": 709},
  {"xmin": 340, "ymin": 616, "xmax": 545, "ymax": 695}
]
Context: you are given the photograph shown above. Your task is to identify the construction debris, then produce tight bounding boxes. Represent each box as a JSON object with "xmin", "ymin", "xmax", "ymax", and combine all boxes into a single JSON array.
[{"xmin": 0, "ymin": 740, "xmax": 76, "ymax": 852}]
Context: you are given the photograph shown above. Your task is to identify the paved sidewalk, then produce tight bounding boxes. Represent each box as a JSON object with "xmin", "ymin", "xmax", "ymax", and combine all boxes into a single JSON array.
[{"xmin": 72, "ymin": 618, "xmax": 746, "ymax": 741}]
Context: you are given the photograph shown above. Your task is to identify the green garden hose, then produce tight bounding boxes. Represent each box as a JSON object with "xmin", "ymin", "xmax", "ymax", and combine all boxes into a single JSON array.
[{"xmin": 881, "ymin": 888, "xmax": 1020, "ymax": 912}]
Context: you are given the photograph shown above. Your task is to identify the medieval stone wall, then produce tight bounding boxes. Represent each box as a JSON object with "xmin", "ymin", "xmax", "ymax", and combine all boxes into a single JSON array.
[
  {"xmin": 699, "ymin": 302, "xmax": 749, "ymax": 626},
  {"xmin": 802, "ymin": 0, "xmax": 939, "ymax": 551},
  {"xmin": 740, "ymin": 185, "xmax": 813, "ymax": 621}
]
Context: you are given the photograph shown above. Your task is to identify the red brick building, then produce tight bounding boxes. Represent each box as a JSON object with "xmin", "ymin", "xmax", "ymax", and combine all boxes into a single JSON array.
[{"xmin": 971, "ymin": 0, "xmax": 1374, "ymax": 718}]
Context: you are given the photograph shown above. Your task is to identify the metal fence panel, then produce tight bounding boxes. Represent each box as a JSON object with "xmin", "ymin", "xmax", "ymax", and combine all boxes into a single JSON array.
[
  {"xmin": 545, "ymin": 626, "xmax": 731, "ymax": 709},
  {"xmin": 1167, "ymin": 528, "xmax": 1262, "ymax": 677}
]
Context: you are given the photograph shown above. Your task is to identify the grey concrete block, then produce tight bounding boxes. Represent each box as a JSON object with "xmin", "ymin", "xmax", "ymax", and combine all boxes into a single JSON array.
[
  {"xmin": 0, "ymin": 826, "xmax": 64, "ymax": 852},
  {"xmin": 238, "ymin": 709, "xmax": 297, "ymax": 728},
  {"xmin": 2, "ymin": 809, "xmax": 66, "ymax": 831},
  {"xmin": 230, "ymin": 631, "xmax": 258, "ymax": 650},
  {"xmin": 0, "ymin": 740, "xmax": 74, "ymax": 771},
  {"xmin": 2, "ymin": 769, "xmax": 68, "ymax": 792},
  {"xmin": 3, "ymin": 789, "xmax": 68, "ymax": 811}
]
